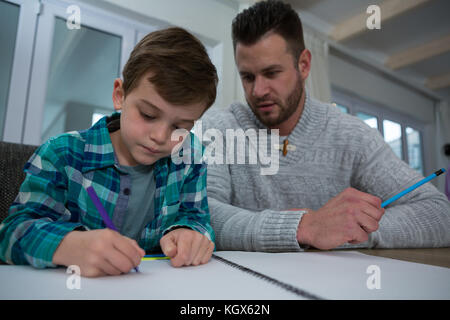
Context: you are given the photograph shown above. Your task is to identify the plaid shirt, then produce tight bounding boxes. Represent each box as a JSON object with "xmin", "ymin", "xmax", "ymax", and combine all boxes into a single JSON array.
[{"xmin": 0, "ymin": 113, "xmax": 214, "ymax": 268}]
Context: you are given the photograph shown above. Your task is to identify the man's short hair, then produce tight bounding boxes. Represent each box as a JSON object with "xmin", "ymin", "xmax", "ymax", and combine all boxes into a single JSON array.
[
  {"xmin": 122, "ymin": 27, "xmax": 218, "ymax": 109},
  {"xmin": 232, "ymin": 0, "xmax": 305, "ymax": 62}
]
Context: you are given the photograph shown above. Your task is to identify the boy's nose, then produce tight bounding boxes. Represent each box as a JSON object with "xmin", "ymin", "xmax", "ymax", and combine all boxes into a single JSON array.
[{"xmin": 149, "ymin": 124, "xmax": 170, "ymax": 146}]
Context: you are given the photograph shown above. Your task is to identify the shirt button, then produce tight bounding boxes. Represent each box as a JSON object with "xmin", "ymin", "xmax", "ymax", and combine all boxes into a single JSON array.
[{"xmin": 123, "ymin": 188, "xmax": 130, "ymax": 195}]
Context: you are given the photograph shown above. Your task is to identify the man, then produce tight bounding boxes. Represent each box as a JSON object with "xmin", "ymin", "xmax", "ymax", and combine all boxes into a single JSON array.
[{"xmin": 201, "ymin": 0, "xmax": 450, "ymax": 252}]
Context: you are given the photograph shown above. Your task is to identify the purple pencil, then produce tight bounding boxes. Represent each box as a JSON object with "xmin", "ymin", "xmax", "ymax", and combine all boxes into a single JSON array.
[{"xmin": 86, "ymin": 186, "xmax": 140, "ymax": 273}]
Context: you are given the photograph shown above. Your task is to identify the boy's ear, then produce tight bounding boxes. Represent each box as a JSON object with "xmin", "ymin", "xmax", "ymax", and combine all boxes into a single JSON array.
[{"xmin": 112, "ymin": 78, "xmax": 125, "ymax": 111}]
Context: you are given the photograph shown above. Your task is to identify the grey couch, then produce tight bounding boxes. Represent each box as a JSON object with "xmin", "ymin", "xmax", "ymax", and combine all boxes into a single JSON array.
[{"xmin": 0, "ymin": 141, "xmax": 37, "ymax": 224}]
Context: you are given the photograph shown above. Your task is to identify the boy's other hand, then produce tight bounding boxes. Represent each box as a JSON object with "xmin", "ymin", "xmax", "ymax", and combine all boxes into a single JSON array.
[
  {"xmin": 52, "ymin": 229, "xmax": 145, "ymax": 277},
  {"xmin": 160, "ymin": 228, "xmax": 214, "ymax": 267}
]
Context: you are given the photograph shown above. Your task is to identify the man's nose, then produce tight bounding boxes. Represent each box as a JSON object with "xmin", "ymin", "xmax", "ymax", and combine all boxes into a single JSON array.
[{"xmin": 252, "ymin": 75, "xmax": 270, "ymax": 98}]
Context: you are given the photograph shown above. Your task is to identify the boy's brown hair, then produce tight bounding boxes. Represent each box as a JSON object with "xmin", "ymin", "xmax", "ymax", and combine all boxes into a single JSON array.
[{"xmin": 122, "ymin": 27, "xmax": 218, "ymax": 109}]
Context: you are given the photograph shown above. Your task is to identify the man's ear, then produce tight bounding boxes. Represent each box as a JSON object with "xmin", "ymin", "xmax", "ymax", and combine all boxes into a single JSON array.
[
  {"xmin": 297, "ymin": 49, "xmax": 312, "ymax": 82},
  {"xmin": 112, "ymin": 78, "xmax": 125, "ymax": 111}
]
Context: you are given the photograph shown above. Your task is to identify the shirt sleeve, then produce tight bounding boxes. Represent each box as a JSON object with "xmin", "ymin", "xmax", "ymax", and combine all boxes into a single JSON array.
[
  {"xmin": 0, "ymin": 140, "xmax": 85, "ymax": 268},
  {"xmin": 163, "ymin": 134, "xmax": 215, "ymax": 244}
]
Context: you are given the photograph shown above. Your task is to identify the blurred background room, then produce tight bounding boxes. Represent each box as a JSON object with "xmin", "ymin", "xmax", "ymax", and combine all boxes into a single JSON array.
[{"xmin": 1, "ymin": 0, "xmax": 449, "ymax": 192}]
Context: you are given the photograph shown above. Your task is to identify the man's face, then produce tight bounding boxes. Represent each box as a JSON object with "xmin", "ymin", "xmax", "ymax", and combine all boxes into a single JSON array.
[
  {"xmin": 111, "ymin": 73, "xmax": 206, "ymax": 166},
  {"xmin": 235, "ymin": 33, "xmax": 304, "ymax": 128}
]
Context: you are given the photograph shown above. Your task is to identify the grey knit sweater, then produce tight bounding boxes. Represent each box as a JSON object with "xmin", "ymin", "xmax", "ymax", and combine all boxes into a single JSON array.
[{"xmin": 200, "ymin": 94, "xmax": 450, "ymax": 252}]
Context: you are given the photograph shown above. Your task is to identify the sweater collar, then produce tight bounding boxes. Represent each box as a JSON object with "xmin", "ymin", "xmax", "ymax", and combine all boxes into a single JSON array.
[{"xmin": 230, "ymin": 91, "xmax": 328, "ymax": 146}]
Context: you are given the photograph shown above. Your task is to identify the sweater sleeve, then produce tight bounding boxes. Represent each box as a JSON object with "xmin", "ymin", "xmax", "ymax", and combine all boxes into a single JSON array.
[
  {"xmin": 351, "ymin": 129, "xmax": 450, "ymax": 248},
  {"xmin": 206, "ymin": 159, "xmax": 306, "ymax": 252}
]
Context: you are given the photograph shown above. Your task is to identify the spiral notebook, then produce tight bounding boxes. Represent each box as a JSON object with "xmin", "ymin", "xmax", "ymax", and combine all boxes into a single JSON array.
[{"xmin": 1, "ymin": 251, "xmax": 449, "ymax": 299}]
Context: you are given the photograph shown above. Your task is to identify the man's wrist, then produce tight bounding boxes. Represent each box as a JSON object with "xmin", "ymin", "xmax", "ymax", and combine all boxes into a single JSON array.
[{"xmin": 297, "ymin": 209, "xmax": 313, "ymax": 247}]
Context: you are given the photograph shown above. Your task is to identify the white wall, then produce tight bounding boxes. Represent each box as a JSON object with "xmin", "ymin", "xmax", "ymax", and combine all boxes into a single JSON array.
[
  {"xmin": 92, "ymin": 0, "xmax": 241, "ymax": 110},
  {"xmin": 329, "ymin": 54, "xmax": 436, "ymax": 123}
]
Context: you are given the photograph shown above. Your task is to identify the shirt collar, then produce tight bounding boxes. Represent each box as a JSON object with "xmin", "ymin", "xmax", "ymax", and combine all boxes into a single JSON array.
[{"xmin": 79, "ymin": 112, "xmax": 117, "ymax": 172}]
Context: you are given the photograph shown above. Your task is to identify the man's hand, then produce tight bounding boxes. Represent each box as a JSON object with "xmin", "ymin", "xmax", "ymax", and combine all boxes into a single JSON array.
[
  {"xmin": 52, "ymin": 229, "xmax": 145, "ymax": 277},
  {"xmin": 160, "ymin": 228, "xmax": 214, "ymax": 267},
  {"xmin": 296, "ymin": 188, "xmax": 385, "ymax": 250}
]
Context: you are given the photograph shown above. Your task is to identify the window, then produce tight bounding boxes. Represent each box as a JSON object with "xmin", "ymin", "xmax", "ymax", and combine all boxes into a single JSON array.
[
  {"xmin": 20, "ymin": 0, "xmax": 137, "ymax": 146},
  {"xmin": 332, "ymin": 88, "xmax": 425, "ymax": 175},
  {"xmin": 0, "ymin": 0, "xmax": 20, "ymax": 140},
  {"xmin": 2, "ymin": 0, "xmax": 224, "ymax": 145},
  {"xmin": 383, "ymin": 120, "xmax": 403, "ymax": 160},
  {"xmin": 356, "ymin": 112, "xmax": 378, "ymax": 130},
  {"xmin": 40, "ymin": 17, "xmax": 122, "ymax": 143},
  {"xmin": 406, "ymin": 127, "xmax": 424, "ymax": 174},
  {"xmin": 332, "ymin": 103, "xmax": 348, "ymax": 114}
]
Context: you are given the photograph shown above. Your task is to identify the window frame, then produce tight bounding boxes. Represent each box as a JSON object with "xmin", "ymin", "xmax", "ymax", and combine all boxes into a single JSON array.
[
  {"xmin": 2, "ymin": 0, "xmax": 40, "ymax": 143},
  {"xmin": 21, "ymin": 0, "xmax": 137, "ymax": 146}
]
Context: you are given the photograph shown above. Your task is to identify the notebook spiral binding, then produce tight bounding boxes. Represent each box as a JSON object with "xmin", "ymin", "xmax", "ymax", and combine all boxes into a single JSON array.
[{"xmin": 212, "ymin": 254, "xmax": 325, "ymax": 300}]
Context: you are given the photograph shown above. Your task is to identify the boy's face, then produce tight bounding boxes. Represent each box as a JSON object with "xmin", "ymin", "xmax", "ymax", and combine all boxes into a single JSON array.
[{"xmin": 111, "ymin": 72, "xmax": 206, "ymax": 166}]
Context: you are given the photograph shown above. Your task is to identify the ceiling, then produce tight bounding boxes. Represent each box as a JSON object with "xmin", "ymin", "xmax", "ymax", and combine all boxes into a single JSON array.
[{"xmin": 228, "ymin": 0, "xmax": 450, "ymax": 102}]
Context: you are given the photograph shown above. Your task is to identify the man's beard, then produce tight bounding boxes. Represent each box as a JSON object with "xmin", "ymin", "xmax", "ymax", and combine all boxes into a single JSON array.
[{"xmin": 247, "ymin": 75, "xmax": 303, "ymax": 128}]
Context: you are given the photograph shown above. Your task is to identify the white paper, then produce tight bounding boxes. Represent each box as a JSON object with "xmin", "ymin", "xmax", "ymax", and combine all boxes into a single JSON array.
[
  {"xmin": 0, "ymin": 251, "xmax": 449, "ymax": 299},
  {"xmin": 214, "ymin": 251, "xmax": 450, "ymax": 300},
  {"xmin": 0, "ymin": 255, "xmax": 296, "ymax": 300}
]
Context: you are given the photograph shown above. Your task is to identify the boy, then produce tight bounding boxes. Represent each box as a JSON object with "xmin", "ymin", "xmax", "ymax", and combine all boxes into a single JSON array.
[{"xmin": 0, "ymin": 27, "xmax": 217, "ymax": 277}]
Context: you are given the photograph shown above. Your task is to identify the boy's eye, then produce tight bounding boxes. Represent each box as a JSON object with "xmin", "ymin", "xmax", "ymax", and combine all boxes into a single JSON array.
[
  {"xmin": 173, "ymin": 124, "xmax": 190, "ymax": 131},
  {"xmin": 141, "ymin": 112, "xmax": 155, "ymax": 120}
]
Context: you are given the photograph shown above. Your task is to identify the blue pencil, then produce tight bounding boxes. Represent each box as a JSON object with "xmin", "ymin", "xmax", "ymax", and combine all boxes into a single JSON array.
[{"xmin": 381, "ymin": 168, "xmax": 446, "ymax": 208}]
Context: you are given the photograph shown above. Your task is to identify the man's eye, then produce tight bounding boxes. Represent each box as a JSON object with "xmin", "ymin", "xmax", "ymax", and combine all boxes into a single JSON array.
[
  {"xmin": 265, "ymin": 71, "xmax": 279, "ymax": 78},
  {"xmin": 241, "ymin": 74, "xmax": 254, "ymax": 82}
]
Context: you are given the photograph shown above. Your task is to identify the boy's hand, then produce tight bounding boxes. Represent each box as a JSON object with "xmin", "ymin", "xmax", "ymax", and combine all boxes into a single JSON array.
[
  {"xmin": 52, "ymin": 229, "xmax": 145, "ymax": 277},
  {"xmin": 160, "ymin": 228, "xmax": 214, "ymax": 267}
]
